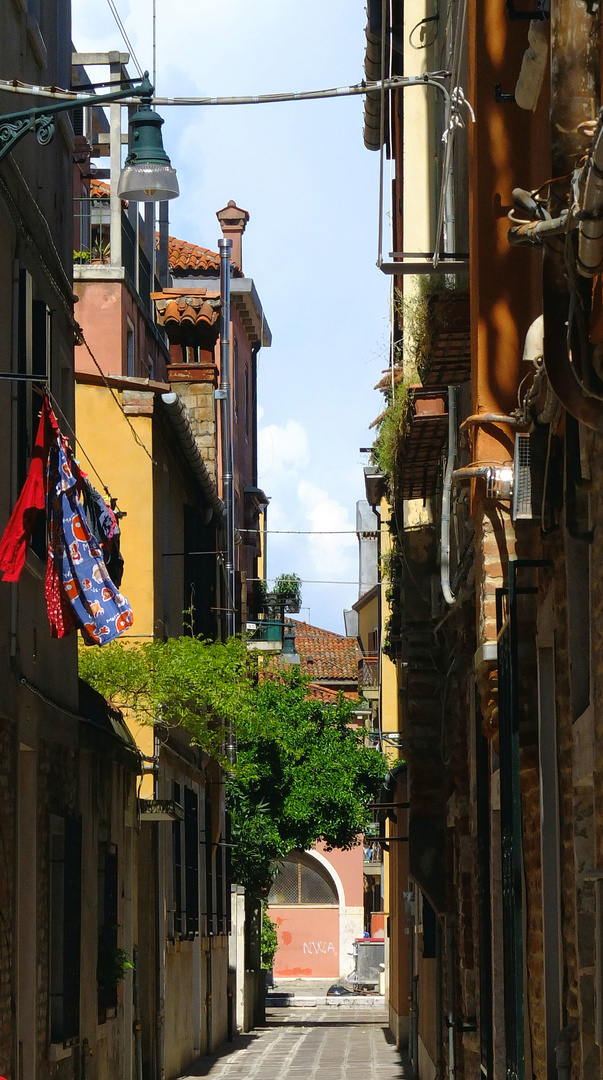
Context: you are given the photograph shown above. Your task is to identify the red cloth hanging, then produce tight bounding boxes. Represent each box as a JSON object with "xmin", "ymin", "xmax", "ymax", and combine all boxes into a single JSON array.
[{"xmin": 0, "ymin": 398, "xmax": 59, "ymax": 582}]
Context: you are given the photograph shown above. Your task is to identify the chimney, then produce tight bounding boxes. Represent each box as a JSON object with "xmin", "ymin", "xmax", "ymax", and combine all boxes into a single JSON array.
[{"xmin": 216, "ymin": 200, "xmax": 249, "ymax": 273}]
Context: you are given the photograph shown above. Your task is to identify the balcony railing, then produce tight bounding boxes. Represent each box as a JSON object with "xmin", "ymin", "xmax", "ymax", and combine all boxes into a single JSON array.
[
  {"xmin": 358, "ymin": 655, "xmax": 379, "ymax": 688},
  {"xmin": 73, "ymin": 197, "xmax": 153, "ymax": 314}
]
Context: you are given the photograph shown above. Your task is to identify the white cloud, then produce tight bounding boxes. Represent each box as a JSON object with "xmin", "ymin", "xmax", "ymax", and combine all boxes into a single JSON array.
[
  {"xmin": 298, "ymin": 481, "xmax": 357, "ymax": 582},
  {"xmin": 258, "ymin": 419, "xmax": 310, "ymax": 483}
]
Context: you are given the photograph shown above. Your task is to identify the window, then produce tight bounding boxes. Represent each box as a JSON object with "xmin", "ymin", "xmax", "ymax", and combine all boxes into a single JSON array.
[
  {"xmin": 126, "ymin": 318, "xmax": 135, "ymax": 377},
  {"xmin": 245, "ymin": 366, "xmax": 250, "ymax": 438},
  {"xmin": 17, "ymin": 271, "xmax": 51, "ymax": 560},
  {"xmin": 232, "ymin": 339, "xmax": 238, "ymax": 419},
  {"xmin": 97, "ymin": 842, "xmax": 118, "ymax": 1023},
  {"xmin": 171, "ymin": 781, "xmax": 183, "ymax": 937},
  {"xmin": 170, "ymin": 782, "xmax": 199, "ymax": 938},
  {"xmin": 184, "ymin": 787, "xmax": 199, "ymax": 935},
  {"xmin": 268, "ymin": 851, "xmax": 338, "ymax": 906},
  {"xmin": 204, "ymin": 794, "xmax": 214, "ymax": 935},
  {"xmin": 49, "ymin": 815, "xmax": 81, "ymax": 1046}
]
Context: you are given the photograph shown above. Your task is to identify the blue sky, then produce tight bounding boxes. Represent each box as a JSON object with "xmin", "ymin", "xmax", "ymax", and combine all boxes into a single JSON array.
[{"xmin": 72, "ymin": 0, "xmax": 390, "ymax": 632}]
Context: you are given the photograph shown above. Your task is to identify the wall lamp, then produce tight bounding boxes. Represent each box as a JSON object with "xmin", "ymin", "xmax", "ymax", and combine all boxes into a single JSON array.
[{"xmin": 0, "ymin": 71, "xmax": 178, "ymax": 202}]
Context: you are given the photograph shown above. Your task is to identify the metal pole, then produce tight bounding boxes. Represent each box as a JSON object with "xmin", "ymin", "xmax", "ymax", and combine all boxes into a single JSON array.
[{"xmin": 219, "ymin": 237, "xmax": 235, "ymax": 641}]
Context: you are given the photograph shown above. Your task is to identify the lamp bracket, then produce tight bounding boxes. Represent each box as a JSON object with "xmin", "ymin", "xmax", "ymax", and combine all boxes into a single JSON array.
[
  {"xmin": 0, "ymin": 72, "xmax": 153, "ymax": 166},
  {"xmin": 0, "ymin": 113, "xmax": 55, "ymax": 161}
]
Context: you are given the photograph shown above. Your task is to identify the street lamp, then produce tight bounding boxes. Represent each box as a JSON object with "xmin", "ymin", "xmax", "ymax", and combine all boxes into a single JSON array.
[
  {"xmin": 0, "ymin": 72, "xmax": 178, "ymax": 203},
  {"xmin": 281, "ymin": 623, "xmax": 300, "ymax": 665}
]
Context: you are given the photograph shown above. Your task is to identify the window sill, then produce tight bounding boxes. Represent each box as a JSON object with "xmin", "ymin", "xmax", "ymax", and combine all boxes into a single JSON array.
[{"xmin": 48, "ymin": 1043, "xmax": 73, "ymax": 1062}]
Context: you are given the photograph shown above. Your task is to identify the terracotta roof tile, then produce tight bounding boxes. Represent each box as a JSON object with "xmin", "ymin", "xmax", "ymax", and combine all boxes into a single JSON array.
[
  {"xmin": 167, "ymin": 235, "xmax": 242, "ymax": 277},
  {"xmin": 153, "ymin": 293, "xmax": 220, "ymax": 332},
  {"xmin": 84, "ymin": 184, "xmax": 240, "ymax": 275},
  {"xmin": 290, "ymin": 620, "xmax": 361, "ymax": 682},
  {"xmin": 306, "ymin": 683, "xmax": 360, "ymax": 703},
  {"xmin": 90, "ymin": 179, "xmax": 111, "ymax": 198}
]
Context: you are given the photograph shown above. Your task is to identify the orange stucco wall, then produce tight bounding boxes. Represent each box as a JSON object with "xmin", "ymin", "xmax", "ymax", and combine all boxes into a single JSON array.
[{"xmin": 271, "ymin": 906, "xmax": 340, "ymax": 978}]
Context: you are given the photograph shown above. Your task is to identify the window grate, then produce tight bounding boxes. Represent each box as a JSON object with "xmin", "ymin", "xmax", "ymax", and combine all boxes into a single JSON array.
[{"xmin": 268, "ymin": 851, "xmax": 337, "ymax": 905}]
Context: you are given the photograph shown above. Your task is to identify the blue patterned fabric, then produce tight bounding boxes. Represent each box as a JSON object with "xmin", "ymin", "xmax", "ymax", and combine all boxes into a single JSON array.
[{"xmin": 46, "ymin": 438, "xmax": 133, "ymax": 644}]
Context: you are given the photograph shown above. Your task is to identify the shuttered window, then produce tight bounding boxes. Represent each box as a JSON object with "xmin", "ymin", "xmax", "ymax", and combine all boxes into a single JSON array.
[{"xmin": 49, "ymin": 815, "xmax": 81, "ymax": 1045}]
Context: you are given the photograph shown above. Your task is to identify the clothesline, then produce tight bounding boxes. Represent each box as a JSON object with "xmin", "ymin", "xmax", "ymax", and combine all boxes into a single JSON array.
[
  {"xmin": 46, "ymin": 389, "xmax": 120, "ymax": 510},
  {"xmin": 0, "ymin": 398, "xmax": 133, "ymax": 645}
]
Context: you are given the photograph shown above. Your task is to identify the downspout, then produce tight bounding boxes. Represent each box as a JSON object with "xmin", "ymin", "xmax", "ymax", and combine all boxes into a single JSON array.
[
  {"xmin": 435, "ymin": 917, "xmax": 444, "ymax": 1080},
  {"xmin": 133, "ymin": 944, "xmax": 143, "ymax": 1080},
  {"xmin": 154, "ymin": 733, "xmax": 166, "ymax": 1080},
  {"xmin": 441, "ymin": 386, "xmax": 458, "ymax": 606},
  {"xmin": 578, "ymin": 111, "xmax": 603, "ymax": 278},
  {"xmin": 447, "ymin": 915, "xmax": 456, "ymax": 1080},
  {"xmin": 219, "ymin": 237, "xmax": 235, "ymax": 640}
]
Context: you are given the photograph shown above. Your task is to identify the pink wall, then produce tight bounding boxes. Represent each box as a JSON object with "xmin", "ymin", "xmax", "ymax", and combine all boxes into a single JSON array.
[
  {"xmin": 271, "ymin": 906, "xmax": 339, "ymax": 979},
  {"xmin": 315, "ymin": 841, "xmax": 364, "ymax": 907},
  {"xmin": 74, "ymin": 279, "xmax": 168, "ymax": 382}
]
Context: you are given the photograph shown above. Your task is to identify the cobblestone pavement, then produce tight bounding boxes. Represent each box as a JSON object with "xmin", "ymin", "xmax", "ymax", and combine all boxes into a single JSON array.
[{"xmin": 180, "ymin": 1006, "xmax": 409, "ymax": 1079}]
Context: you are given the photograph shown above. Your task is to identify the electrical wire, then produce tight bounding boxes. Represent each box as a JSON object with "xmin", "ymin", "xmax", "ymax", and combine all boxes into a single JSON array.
[
  {"xmin": 0, "ymin": 74, "xmax": 449, "ymax": 107},
  {"xmin": 76, "ymin": 330, "xmax": 157, "ymax": 465},
  {"xmin": 238, "ymin": 528, "xmax": 373, "ymax": 535},
  {"xmin": 47, "ymin": 388, "xmax": 122, "ymax": 508},
  {"xmin": 248, "ymin": 578, "xmax": 362, "ymax": 585},
  {"xmin": 105, "ymin": 0, "xmax": 144, "ymax": 77},
  {"xmin": 409, "ymin": 13, "xmax": 440, "ymax": 50}
]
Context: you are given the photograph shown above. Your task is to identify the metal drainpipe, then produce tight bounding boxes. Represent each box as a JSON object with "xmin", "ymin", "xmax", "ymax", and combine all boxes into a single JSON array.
[
  {"xmin": 154, "ymin": 733, "xmax": 166, "ymax": 1080},
  {"xmin": 435, "ymin": 917, "xmax": 444, "ymax": 1080},
  {"xmin": 219, "ymin": 237, "xmax": 235, "ymax": 641},
  {"xmin": 133, "ymin": 944, "xmax": 143, "ymax": 1080},
  {"xmin": 446, "ymin": 915, "xmax": 455, "ymax": 1080},
  {"xmin": 440, "ymin": 386, "xmax": 458, "ymax": 606},
  {"xmin": 555, "ymin": 1025, "xmax": 579, "ymax": 1080}
]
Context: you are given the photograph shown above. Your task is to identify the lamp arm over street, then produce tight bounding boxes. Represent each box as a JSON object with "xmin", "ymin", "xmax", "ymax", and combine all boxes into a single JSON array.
[
  {"xmin": 0, "ymin": 74, "xmax": 451, "ymax": 110},
  {"xmin": 0, "ymin": 73, "xmax": 154, "ymax": 165}
]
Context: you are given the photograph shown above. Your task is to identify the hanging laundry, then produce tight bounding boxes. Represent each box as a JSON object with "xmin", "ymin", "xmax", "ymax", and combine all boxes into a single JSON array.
[
  {"xmin": 46, "ymin": 438, "xmax": 133, "ymax": 644},
  {"xmin": 0, "ymin": 396, "xmax": 133, "ymax": 644},
  {"xmin": 0, "ymin": 398, "xmax": 58, "ymax": 582},
  {"xmin": 81, "ymin": 479, "xmax": 125, "ymax": 587}
]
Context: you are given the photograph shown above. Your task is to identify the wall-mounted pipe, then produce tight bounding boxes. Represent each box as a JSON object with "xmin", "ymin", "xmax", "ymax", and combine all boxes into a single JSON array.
[
  {"xmin": 440, "ymin": 386, "xmax": 458, "ymax": 606},
  {"xmin": 451, "ymin": 465, "xmax": 496, "ymax": 482},
  {"xmin": 219, "ymin": 237, "xmax": 235, "ymax": 641},
  {"xmin": 459, "ymin": 412, "xmax": 523, "ymax": 433},
  {"xmin": 578, "ymin": 112, "xmax": 603, "ymax": 276}
]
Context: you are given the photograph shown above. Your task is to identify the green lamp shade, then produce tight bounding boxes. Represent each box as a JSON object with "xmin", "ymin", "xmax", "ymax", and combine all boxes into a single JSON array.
[
  {"xmin": 117, "ymin": 103, "xmax": 179, "ymax": 202},
  {"xmin": 281, "ymin": 627, "xmax": 300, "ymax": 665}
]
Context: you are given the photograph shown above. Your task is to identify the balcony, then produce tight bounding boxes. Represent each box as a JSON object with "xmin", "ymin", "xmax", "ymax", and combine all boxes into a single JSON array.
[
  {"xmin": 73, "ymin": 196, "xmax": 154, "ymax": 315},
  {"xmin": 363, "ymin": 839, "xmax": 383, "ymax": 873},
  {"xmin": 358, "ymin": 655, "xmax": 379, "ymax": 699}
]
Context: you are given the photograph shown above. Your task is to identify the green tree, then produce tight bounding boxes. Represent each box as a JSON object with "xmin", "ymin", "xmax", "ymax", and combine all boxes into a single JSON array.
[{"xmin": 79, "ymin": 636, "xmax": 387, "ymax": 896}]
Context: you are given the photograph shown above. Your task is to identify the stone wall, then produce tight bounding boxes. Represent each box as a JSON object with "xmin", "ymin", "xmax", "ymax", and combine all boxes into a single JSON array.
[{"xmin": 168, "ymin": 368, "xmax": 218, "ymax": 480}]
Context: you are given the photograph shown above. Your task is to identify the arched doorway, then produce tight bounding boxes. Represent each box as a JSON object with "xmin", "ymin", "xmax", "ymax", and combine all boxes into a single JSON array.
[{"xmin": 267, "ymin": 850, "xmax": 340, "ymax": 978}]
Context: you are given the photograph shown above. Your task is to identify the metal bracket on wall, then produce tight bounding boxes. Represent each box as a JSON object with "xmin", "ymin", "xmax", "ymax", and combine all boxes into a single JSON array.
[
  {"xmin": 506, "ymin": 0, "xmax": 546, "ymax": 17},
  {"xmin": 495, "ymin": 84, "xmax": 516, "ymax": 103},
  {"xmin": 0, "ymin": 373, "xmax": 48, "ymax": 382}
]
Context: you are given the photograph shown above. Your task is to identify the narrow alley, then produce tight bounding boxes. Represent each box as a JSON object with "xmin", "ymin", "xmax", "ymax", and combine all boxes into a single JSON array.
[{"xmin": 178, "ymin": 1006, "xmax": 407, "ymax": 1080}]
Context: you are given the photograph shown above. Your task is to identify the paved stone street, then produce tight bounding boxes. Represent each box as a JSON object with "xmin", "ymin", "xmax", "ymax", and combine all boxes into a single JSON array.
[{"xmin": 179, "ymin": 1006, "xmax": 408, "ymax": 1079}]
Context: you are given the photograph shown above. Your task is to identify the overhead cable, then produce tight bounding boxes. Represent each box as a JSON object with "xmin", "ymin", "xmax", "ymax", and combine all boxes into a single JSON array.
[
  {"xmin": 105, "ymin": 0, "xmax": 144, "ymax": 77},
  {"xmin": 0, "ymin": 74, "xmax": 450, "ymax": 107}
]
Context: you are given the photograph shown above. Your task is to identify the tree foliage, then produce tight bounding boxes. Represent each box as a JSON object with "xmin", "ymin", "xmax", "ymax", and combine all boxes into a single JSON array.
[{"xmin": 79, "ymin": 636, "xmax": 387, "ymax": 896}]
